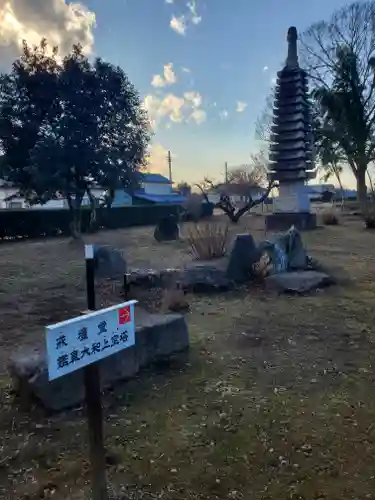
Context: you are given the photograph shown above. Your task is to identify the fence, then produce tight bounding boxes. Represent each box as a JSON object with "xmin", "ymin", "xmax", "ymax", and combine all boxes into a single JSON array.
[{"xmin": 0, "ymin": 204, "xmax": 183, "ymax": 242}]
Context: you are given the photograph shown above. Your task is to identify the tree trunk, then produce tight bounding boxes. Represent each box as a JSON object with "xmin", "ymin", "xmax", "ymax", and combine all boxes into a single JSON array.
[
  {"xmin": 71, "ymin": 209, "xmax": 82, "ymax": 239},
  {"xmin": 87, "ymin": 188, "xmax": 97, "ymax": 231},
  {"xmin": 356, "ymin": 167, "xmax": 368, "ymax": 211},
  {"xmin": 366, "ymin": 169, "xmax": 375, "ymax": 200},
  {"xmin": 67, "ymin": 193, "xmax": 83, "ymax": 239},
  {"xmin": 335, "ymin": 173, "xmax": 345, "ymax": 210}
]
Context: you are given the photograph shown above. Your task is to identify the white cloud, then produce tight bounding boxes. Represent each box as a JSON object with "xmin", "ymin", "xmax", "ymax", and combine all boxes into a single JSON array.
[
  {"xmin": 143, "ymin": 93, "xmax": 185, "ymax": 129},
  {"xmin": 170, "ymin": 15, "xmax": 186, "ymax": 35},
  {"xmin": 151, "ymin": 63, "xmax": 177, "ymax": 88},
  {"xmin": 162, "ymin": 94, "xmax": 186, "ymax": 122},
  {"xmin": 220, "ymin": 110, "xmax": 229, "ymax": 120},
  {"xmin": 151, "ymin": 75, "xmax": 165, "ymax": 88},
  {"xmin": 170, "ymin": 1, "xmax": 202, "ymax": 35},
  {"xmin": 263, "ymin": 66, "xmax": 269, "ymax": 72},
  {"xmin": 182, "ymin": 67, "xmax": 191, "ymax": 73},
  {"xmin": 187, "ymin": 0, "xmax": 202, "ymax": 25},
  {"xmin": 0, "ymin": 0, "xmax": 96, "ymax": 65},
  {"xmin": 146, "ymin": 143, "xmax": 170, "ymax": 175},
  {"xmin": 236, "ymin": 101, "xmax": 247, "ymax": 113},
  {"xmin": 144, "ymin": 90, "xmax": 206, "ymax": 129},
  {"xmin": 270, "ymin": 75, "xmax": 277, "ymax": 85},
  {"xmin": 184, "ymin": 91, "xmax": 202, "ymax": 108},
  {"xmin": 189, "ymin": 109, "xmax": 206, "ymax": 124},
  {"xmin": 165, "ymin": 0, "xmax": 174, "ymax": 3},
  {"xmin": 164, "ymin": 63, "xmax": 177, "ymax": 85}
]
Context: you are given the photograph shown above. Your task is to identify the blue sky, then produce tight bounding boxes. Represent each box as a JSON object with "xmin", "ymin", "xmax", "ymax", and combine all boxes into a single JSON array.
[{"xmin": 2, "ymin": 0, "xmax": 356, "ymax": 186}]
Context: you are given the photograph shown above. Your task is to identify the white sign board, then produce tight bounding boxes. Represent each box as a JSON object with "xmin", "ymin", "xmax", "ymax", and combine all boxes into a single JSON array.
[{"xmin": 46, "ymin": 300, "xmax": 137, "ymax": 381}]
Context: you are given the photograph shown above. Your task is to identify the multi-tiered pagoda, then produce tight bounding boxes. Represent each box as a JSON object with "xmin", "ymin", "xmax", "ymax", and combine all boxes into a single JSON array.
[{"xmin": 266, "ymin": 26, "xmax": 317, "ymax": 231}]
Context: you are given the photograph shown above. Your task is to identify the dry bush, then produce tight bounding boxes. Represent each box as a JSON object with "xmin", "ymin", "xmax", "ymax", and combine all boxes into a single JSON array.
[
  {"xmin": 252, "ymin": 252, "xmax": 273, "ymax": 280},
  {"xmin": 363, "ymin": 202, "xmax": 375, "ymax": 229},
  {"xmin": 322, "ymin": 211, "xmax": 339, "ymax": 225},
  {"xmin": 183, "ymin": 193, "xmax": 204, "ymax": 222},
  {"xmin": 186, "ymin": 222, "xmax": 229, "ymax": 260}
]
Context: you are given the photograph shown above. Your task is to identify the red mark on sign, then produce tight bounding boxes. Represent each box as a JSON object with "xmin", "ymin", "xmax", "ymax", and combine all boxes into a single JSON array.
[{"xmin": 118, "ymin": 306, "xmax": 131, "ymax": 325}]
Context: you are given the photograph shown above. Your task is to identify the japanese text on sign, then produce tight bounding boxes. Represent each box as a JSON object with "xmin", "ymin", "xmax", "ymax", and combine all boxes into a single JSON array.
[{"xmin": 46, "ymin": 300, "xmax": 137, "ymax": 381}]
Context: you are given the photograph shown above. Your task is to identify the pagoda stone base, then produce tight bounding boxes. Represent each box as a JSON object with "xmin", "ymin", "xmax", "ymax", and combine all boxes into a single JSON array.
[
  {"xmin": 274, "ymin": 181, "xmax": 311, "ymax": 213},
  {"xmin": 265, "ymin": 212, "xmax": 317, "ymax": 231}
]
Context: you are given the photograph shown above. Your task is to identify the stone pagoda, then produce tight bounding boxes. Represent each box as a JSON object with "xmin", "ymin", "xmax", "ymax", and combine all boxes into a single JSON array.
[{"xmin": 266, "ymin": 26, "xmax": 317, "ymax": 231}]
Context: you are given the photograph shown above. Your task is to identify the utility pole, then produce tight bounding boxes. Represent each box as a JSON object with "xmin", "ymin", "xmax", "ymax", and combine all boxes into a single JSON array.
[
  {"xmin": 167, "ymin": 150, "xmax": 172, "ymax": 183},
  {"xmin": 224, "ymin": 161, "xmax": 228, "ymax": 184}
]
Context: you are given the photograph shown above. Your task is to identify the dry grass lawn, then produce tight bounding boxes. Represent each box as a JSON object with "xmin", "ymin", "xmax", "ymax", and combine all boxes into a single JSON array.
[{"xmin": 1, "ymin": 213, "xmax": 375, "ymax": 499}]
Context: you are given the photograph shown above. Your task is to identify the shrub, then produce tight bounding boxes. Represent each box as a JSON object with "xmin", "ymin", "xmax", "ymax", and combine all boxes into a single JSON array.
[
  {"xmin": 363, "ymin": 202, "xmax": 375, "ymax": 229},
  {"xmin": 186, "ymin": 222, "xmax": 229, "ymax": 260},
  {"xmin": 181, "ymin": 194, "xmax": 214, "ymax": 222},
  {"xmin": 322, "ymin": 211, "xmax": 339, "ymax": 225},
  {"xmin": 0, "ymin": 204, "xmax": 182, "ymax": 242},
  {"xmin": 182, "ymin": 193, "xmax": 203, "ymax": 222}
]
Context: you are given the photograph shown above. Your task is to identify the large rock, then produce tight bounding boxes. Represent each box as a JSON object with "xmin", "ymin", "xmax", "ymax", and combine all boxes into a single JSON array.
[
  {"xmin": 226, "ymin": 234, "xmax": 260, "ymax": 283},
  {"xmin": 273, "ymin": 226, "xmax": 308, "ymax": 270},
  {"xmin": 127, "ymin": 268, "xmax": 181, "ymax": 289},
  {"xmin": 178, "ymin": 261, "xmax": 233, "ymax": 293},
  {"xmin": 93, "ymin": 245, "xmax": 127, "ymax": 281},
  {"xmin": 8, "ymin": 308, "xmax": 189, "ymax": 411},
  {"xmin": 127, "ymin": 263, "xmax": 233, "ymax": 294},
  {"xmin": 154, "ymin": 215, "xmax": 179, "ymax": 242},
  {"xmin": 265, "ymin": 271, "xmax": 334, "ymax": 294}
]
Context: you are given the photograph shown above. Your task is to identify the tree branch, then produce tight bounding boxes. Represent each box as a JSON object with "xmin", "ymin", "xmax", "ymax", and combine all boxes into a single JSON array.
[{"xmin": 195, "ymin": 180, "xmax": 275, "ymax": 223}]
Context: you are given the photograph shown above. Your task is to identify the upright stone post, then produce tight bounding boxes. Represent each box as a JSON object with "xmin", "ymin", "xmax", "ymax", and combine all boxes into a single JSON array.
[{"xmin": 266, "ymin": 26, "xmax": 317, "ymax": 231}]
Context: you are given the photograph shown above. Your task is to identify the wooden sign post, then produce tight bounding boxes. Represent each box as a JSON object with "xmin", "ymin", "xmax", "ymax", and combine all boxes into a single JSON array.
[
  {"xmin": 45, "ymin": 244, "xmax": 137, "ymax": 500},
  {"xmin": 84, "ymin": 244, "xmax": 108, "ymax": 500}
]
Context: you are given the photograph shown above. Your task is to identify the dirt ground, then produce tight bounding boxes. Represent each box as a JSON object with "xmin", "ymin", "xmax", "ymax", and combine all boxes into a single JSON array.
[{"xmin": 1, "ymin": 213, "xmax": 375, "ymax": 499}]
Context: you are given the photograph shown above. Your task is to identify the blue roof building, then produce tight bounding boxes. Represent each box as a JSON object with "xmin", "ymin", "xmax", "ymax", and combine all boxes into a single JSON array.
[
  {"xmin": 112, "ymin": 172, "xmax": 188, "ymax": 206},
  {"xmin": 140, "ymin": 173, "xmax": 172, "ymax": 184}
]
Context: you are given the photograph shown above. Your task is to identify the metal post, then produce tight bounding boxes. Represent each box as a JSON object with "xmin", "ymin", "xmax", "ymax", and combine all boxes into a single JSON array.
[
  {"xmin": 84, "ymin": 245, "xmax": 108, "ymax": 500},
  {"xmin": 168, "ymin": 150, "xmax": 172, "ymax": 184}
]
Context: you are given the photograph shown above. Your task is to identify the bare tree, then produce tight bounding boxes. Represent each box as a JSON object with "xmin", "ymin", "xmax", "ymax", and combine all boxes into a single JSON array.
[
  {"xmin": 177, "ymin": 181, "xmax": 191, "ymax": 196},
  {"xmin": 227, "ymin": 163, "xmax": 266, "ymax": 188},
  {"xmin": 255, "ymin": 91, "xmax": 275, "ymax": 143},
  {"xmin": 195, "ymin": 164, "xmax": 274, "ymax": 223},
  {"xmin": 299, "ymin": 1, "xmax": 375, "ymax": 207}
]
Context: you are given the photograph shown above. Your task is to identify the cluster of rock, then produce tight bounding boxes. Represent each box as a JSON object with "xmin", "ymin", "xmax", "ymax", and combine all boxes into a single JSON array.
[
  {"xmin": 129, "ymin": 233, "xmax": 259, "ymax": 294},
  {"xmin": 129, "ymin": 227, "xmax": 334, "ymax": 295}
]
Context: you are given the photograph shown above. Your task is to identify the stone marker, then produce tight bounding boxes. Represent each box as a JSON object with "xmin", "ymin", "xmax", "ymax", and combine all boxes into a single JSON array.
[
  {"xmin": 8, "ymin": 308, "xmax": 189, "ymax": 411},
  {"xmin": 154, "ymin": 214, "xmax": 179, "ymax": 242},
  {"xmin": 226, "ymin": 234, "xmax": 260, "ymax": 283},
  {"xmin": 273, "ymin": 226, "xmax": 308, "ymax": 270},
  {"xmin": 265, "ymin": 270, "xmax": 334, "ymax": 294},
  {"xmin": 93, "ymin": 245, "xmax": 127, "ymax": 281}
]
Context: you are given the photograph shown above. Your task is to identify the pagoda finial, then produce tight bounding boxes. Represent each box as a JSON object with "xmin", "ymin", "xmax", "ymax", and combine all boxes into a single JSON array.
[{"xmin": 286, "ymin": 26, "xmax": 299, "ymax": 68}]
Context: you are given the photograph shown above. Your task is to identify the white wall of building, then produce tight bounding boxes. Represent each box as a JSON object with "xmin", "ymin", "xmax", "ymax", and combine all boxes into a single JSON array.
[
  {"xmin": 0, "ymin": 187, "xmax": 21, "ymax": 208},
  {"xmin": 0, "ymin": 186, "xmax": 104, "ymax": 209},
  {"xmin": 142, "ymin": 182, "xmax": 172, "ymax": 195}
]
